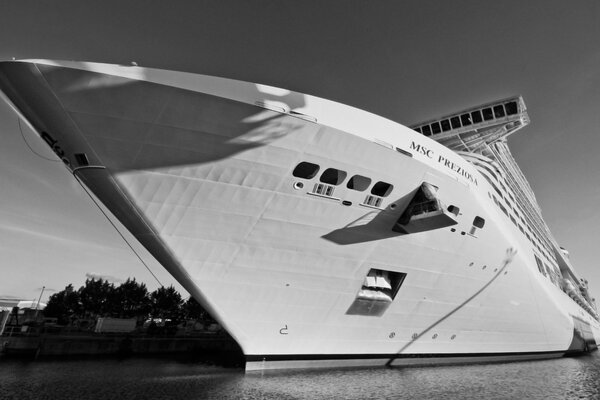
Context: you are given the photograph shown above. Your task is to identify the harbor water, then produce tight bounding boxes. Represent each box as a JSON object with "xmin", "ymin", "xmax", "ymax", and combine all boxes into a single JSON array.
[{"xmin": 1, "ymin": 352, "xmax": 600, "ymax": 399}]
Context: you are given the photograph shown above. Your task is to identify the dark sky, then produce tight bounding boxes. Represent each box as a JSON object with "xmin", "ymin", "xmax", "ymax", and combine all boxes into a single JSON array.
[{"xmin": 1, "ymin": 0, "xmax": 599, "ymax": 302}]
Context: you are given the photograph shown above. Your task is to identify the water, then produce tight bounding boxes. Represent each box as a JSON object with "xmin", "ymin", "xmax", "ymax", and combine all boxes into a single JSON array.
[{"xmin": 1, "ymin": 353, "xmax": 599, "ymax": 399}]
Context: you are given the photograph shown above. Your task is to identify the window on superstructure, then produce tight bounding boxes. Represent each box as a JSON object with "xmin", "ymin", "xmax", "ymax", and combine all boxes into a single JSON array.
[
  {"xmin": 422, "ymin": 125, "xmax": 432, "ymax": 136},
  {"xmin": 554, "ymin": 265, "xmax": 562, "ymax": 277},
  {"xmin": 510, "ymin": 215, "xmax": 517, "ymax": 225},
  {"xmin": 371, "ymin": 181, "xmax": 394, "ymax": 197},
  {"xmin": 431, "ymin": 122, "xmax": 441, "ymax": 134},
  {"xmin": 544, "ymin": 264, "xmax": 555, "ymax": 284},
  {"xmin": 518, "ymin": 225, "xmax": 524, "ymax": 234},
  {"xmin": 75, "ymin": 153, "xmax": 89, "ymax": 167},
  {"xmin": 414, "ymin": 127, "xmax": 422, "ymax": 133},
  {"xmin": 293, "ymin": 161, "xmax": 320, "ymax": 179},
  {"xmin": 441, "ymin": 119, "xmax": 451, "ymax": 132},
  {"xmin": 535, "ymin": 255, "xmax": 546, "ymax": 276},
  {"xmin": 460, "ymin": 113, "xmax": 472, "ymax": 126},
  {"xmin": 450, "ymin": 116, "xmax": 461, "ymax": 129},
  {"xmin": 493, "ymin": 186, "xmax": 502, "ymax": 198},
  {"xmin": 482, "ymin": 108, "xmax": 494, "ymax": 121},
  {"xmin": 320, "ymin": 168, "xmax": 347, "ymax": 185},
  {"xmin": 347, "ymin": 175, "xmax": 371, "ymax": 192},
  {"xmin": 493, "ymin": 105, "xmax": 505, "ymax": 118},
  {"xmin": 505, "ymin": 101, "xmax": 518, "ymax": 115},
  {"xmin": 499, "ymin": 203, "xmax": 508, "ymax": 216},
  {"xmin": 471, "ymin": 110, "xmax": 483, "ymax": 123}
]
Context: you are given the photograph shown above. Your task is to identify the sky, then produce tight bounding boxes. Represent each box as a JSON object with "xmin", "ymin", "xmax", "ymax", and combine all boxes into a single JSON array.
[{"xmin": 0, "ymin": 0, "xmax": 599, "ymax": 304}]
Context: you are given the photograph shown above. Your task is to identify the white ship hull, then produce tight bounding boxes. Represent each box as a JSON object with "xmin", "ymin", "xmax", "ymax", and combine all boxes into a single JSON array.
[{"xmin": 1, "ymin": 60, "xmax": 598, "ymax": 371}]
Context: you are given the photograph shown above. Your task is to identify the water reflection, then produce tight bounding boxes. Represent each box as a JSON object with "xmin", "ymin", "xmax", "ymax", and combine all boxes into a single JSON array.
[{"xmin": 1, "ymin": 353, "xmax": 599, "ymax": 399}]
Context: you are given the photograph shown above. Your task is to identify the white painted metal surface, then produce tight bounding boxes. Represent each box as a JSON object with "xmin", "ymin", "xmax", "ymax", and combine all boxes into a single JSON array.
[{"xmin": 0, "ymin": 60, "xmax": 598, "ymax": 371}]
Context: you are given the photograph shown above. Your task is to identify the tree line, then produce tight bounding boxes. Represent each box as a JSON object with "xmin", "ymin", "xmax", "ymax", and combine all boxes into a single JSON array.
[{"xmin": 44, "ymin": 278, "xmax": 214, "ymax": 326}]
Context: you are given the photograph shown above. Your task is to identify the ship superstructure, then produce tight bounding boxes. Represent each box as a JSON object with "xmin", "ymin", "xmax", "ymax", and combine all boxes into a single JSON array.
[
  {"xmin": 411, "ymin": 99, "xmax": 598, "ymax": 319},
  {"xmin": 0, "ymin": 60, "xmax": 598, "ymax": 371}
]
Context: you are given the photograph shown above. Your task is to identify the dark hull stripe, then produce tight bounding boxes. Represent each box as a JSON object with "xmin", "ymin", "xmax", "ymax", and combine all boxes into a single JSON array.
[{"xmin": 246, "ymin": 350, "xmax": 565, "ymax": 362}]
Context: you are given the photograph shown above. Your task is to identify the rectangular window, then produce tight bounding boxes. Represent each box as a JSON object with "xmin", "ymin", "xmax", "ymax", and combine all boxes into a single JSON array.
[
  {"xmin": 441, "ymin": 119, "xmax": 451, "ymax": 131},
  {"xmin": 471, "ymin": 110, "xmax": 483, "ymax": 123},
  {"xmin": 74, "ymin": 153, "xmax": 89, "ymax": 166},
  {"xmin": 460, "ymin": 113, "xmax": 472, "ymax": 126},
  {"xmin": 505, "ymin": 101, "xmax": 518, "ymax": 115},
  {"xmin": 450, "ymin": 116, "xmax": 461, "ymax": 129},
  {"xmin": 535, "ymin": 255, "xmax": 546, "ymax": 276},
  {"xmin": 482, "ymin": 108, "xmax": 494, "ymax": 120},
  {"xmin": 493, "ymin": 105, "xmax": 506, "ymax": 118},
  {"xmin": 499, "ymin": 203, "xmax": 508, "ymax": 216}
]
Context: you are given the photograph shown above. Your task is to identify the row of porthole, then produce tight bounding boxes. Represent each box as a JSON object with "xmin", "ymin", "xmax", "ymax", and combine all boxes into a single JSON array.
[
  {"xmin": 388, "ymin": 332, "xmax": 458, "ymax": 340},
  {"xmin": 292, "ymin": 161, "xmax": 394, "ymax": 197},
  {"xmin": 468, "ymin": 261, "xmax": 508, "ymax": 275}
]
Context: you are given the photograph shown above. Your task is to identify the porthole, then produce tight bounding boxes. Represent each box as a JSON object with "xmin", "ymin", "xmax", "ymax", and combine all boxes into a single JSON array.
[
  {"xmin": 320, "ymin": 168, "xmax": 347, "ymax": 185},
  {"xmin": 371, "ymin": 181, "xmax": 393, "ymax": 197},
  {"xmin": 293, "ymin": 182, "xmax": 304, "ymax": 190},
  {"xmin": 473, "ymin": 216, "xmax": 485, "ymax": 228},
  {"xmin": 292, "ymin": 161, "xmax": 320, "ymax": 179},
  {"xmin": 347, "ymin": 175, "xmax": 371, "ymax": 191},
  {"xmin": 447, "ymin": 205, "xmax": 460, "ymax": 216}
]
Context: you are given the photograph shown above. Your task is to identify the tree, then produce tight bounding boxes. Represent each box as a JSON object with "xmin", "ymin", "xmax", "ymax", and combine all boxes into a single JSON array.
[
  {"xmin": 150, "ymin": 285, "xmax": 183, "ymax": 322},
  {"xmin": 183, "ymin": 297, "xmax": 215, "ymax": 323},
  {"xmin": 113, "ymin": 278, "xmax": 151, "ymax": 319},
  {"xmin": 43, "ymin": 284, "xmax": 81, "ymax": 325},
  {"xmin": 78, "ymin": 278, "xmax": 115, "ymax": 317}
]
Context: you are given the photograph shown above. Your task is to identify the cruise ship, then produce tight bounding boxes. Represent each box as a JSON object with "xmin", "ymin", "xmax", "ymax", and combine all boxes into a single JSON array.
[{"xmin": 0, "ymin": 60, "xmax": 598, "ymax": 371}]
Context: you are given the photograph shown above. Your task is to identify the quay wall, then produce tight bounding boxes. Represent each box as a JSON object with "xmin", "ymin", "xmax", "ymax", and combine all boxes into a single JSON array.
[{"xmin": 1, "ymin": 334, "xmax": 241, "ymax": 358}]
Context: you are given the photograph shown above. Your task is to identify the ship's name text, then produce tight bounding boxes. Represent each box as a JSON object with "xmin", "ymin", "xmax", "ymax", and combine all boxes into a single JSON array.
[{"xmin": 409, "ymin": 141, "xmax": 478, "ymax": 185}]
